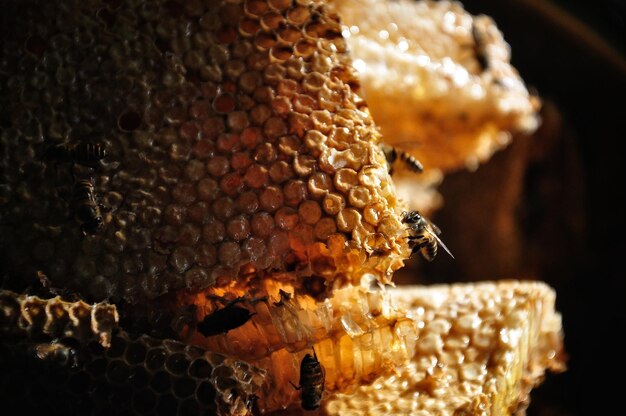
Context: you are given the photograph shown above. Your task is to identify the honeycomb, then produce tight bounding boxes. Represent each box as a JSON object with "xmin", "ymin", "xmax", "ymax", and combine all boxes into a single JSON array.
[
  {"xmin": 327, "ymin": 0, "xmax": 541, "ymax": 213},
  {"xmin": 330, "ymin": 0, "xmax": 541, "ymax": 173},
  {"xmin": 0, "ymin": 0, "xmax": 416, "ymax": 411},
  {"xmin": 0, "ymin": 289, "xmax": 118, "ymax": 347},
  {"xmin": 324, "ymin": 281, "xmax": 565, "ymax": 415},
  {"xmin": 0, "ymin": 0, "xmax": 409, "ymax": 304},
  {"xmin": 0, "ymin": 0, "xmax": 564, "ymax": 414},
  {"xmin": 180, "ymin": 278, "xmax": 419, "ymax": 409},
  {"xmin": 0, "ymin": 331, "xmax": 265, "ymax": 416}
]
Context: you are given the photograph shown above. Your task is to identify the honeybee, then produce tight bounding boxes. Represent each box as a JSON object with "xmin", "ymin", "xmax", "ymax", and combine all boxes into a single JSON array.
[
  {"xmin": 380, "ymin": 143, "xmax": 423, "ymax": 176},
  {"xmin": 33, "ymin": 342, "xmax": 79, "ymax": 369},
  {"xmin": 197, "ymin": 297, "xmax": 256, "ymax": 337},
  {"xmin": 44, "ymin": 142, "xmax": 107, "ymax": 168},
  {"xmin": 403, "ymin": 210, "xmax": 453, "ymax": 261},
  {"xmin": 71, "ymin": 178, "xmax": 105, "ymax": 235},
  {"xmin": 290, "ymin": 349, "xmax": 325, "ymax": 411},
  {"xmin": 471, "ymin": 22, "xmax": 489, "ymax": 72}
]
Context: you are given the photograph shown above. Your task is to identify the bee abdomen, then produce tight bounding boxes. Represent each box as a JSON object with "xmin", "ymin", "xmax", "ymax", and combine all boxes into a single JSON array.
[
  {"xmin": 72, "ymin": 143, "xmax": 107, "ymax": 166},
  {"xmin": 43, "ymin": 143, "xmax": 106, "ymax": 167},
  {"xmin": 71, "ymin": 179, "xmax": 104, "ymax": 235},
  {"xmin": 408, "ymin": 232, "xmax": 437, "ymax": 261},
  {"xmin": 197, "ymin": 304, "xmax": 254, "ymax": 337},
  {"xmin": 420, "ymin": 244, "xmax": 437, "ymax": 262},
  {"xmin": 301, "ymin": 365, "xmax": 324, "ymax": 385},
  {"xmin": 301, "ymin": 392, "xmax": 322, "ymax": 410},
  {"xmin": 397, "ymin": 150, "xmax": 424, "ymax": 173},
  {"xmin": 74, "ymin": 205, "xmax": 99, "ymax": 221},
  {"xmin": 72, "ymin": 179, "xmax": 95, "ymax": 191},
  {"xmin": 297, "ymin": 353, "xmax": 325, "ymax": 410},
  {"xmin": 72, "ymin": 189, "xmax": 96, "ymax": 202}
]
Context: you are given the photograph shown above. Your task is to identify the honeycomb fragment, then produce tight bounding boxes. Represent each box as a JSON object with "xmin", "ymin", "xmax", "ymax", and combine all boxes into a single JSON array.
[
  {"xmin": 0, "ymin": 331, "xmax": 264, "ymax": 416},
  {"xmin": 0, "ymin": 0, "xmax": 409, "ymax": 304},
  {"xmin": 330, "ymin": 0, "xmax": 540, "ymax": 173},
  {"xmin": 0, "ymin": 289, "xmax": 118, "ymax": 347},
  {"xmin": 326, "ymin": 0, "xmax": 542, "ymax": 214},
  {"xmin": 324, "ymin": 281, "xmax": 565, "ymax": 415},
  {"xmin": 176, "ymin": 277, "xmax": 418, "ymax": 410}
]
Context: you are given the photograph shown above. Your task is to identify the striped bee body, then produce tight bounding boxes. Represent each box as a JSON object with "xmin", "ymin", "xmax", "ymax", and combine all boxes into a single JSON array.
[
  {"xmin": 291, "ymin": 351, "xmax": 325, "ymax": 410},
  {"xmin": 403, "ymin": 210, "xmax": 453, "ymax": 262},
  {"xmin": 71, "ymin": 178, "xmax": 104, "ymax": 235},
  {"xmin": 380, "ymin": 144, "xmax": 423, "ymax": 176},
  {"xmin": 71, "ymin": 143, "xmax": 107, "ymax": 167},
  {"xmin": 44, "ymin": 143, "xmax": 107, "ymax": 168}
]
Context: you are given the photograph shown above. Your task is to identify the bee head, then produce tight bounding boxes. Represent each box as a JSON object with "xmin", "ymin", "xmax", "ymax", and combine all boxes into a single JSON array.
[{"xmin": 402, "ymin": 210, "xmax": 423, "ymax": 224}]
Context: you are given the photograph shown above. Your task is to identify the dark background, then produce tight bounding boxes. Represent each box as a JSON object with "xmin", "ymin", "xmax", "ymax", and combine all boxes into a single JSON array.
[{"xmin": 409, "ymin": 1, "xmax": 625, "ymax": 414}]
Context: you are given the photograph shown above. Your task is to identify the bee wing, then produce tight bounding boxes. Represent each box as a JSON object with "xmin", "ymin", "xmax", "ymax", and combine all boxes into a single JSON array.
[
  {"xmin": 429, "ymin": 221, "xmax": 442, "ymax": 235},
  {"xmin": 425, "ymin": 228, "xmax": 455, "ymax": 259}
]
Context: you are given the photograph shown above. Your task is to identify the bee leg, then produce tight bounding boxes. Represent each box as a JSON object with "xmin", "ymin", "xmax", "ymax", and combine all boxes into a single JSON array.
[
  {"xmin": 225, "ymin": 296, "xmax": 250, "ymax": 308},
  {"xmin": 398, "ymin": 149, "xmax": 423, "ymax": 173},
  {"xmin": 249, "ymin": 295, "xmax": 269, "ymax": 305},
  {"xmin": 289, "ymin": 381, "xmax": 302, "ymax": 391},
  {"xmin": 407, "ymin": 236, "xmax": 420, "ymax": 250},
  {"xmin": 206, "ymin": 294, "xmax": 247, "ymax": 307},
  {"xmin": 273, "ymin": 289, "xmax": 292, "ymax": 306},
  {"xmin": 407, "ymin": 237, "xmax": 430, "ymax": 258}
]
